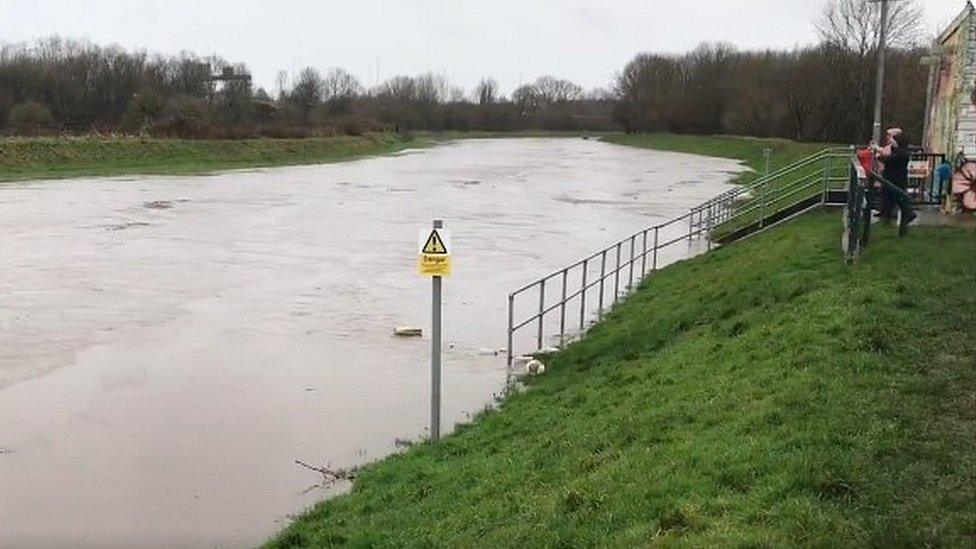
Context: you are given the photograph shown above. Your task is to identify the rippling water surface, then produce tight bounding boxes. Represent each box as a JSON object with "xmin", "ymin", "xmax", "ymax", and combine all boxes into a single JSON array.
[{"xmin": 0, "ymin": 138, "xmax": 743, "ymax": 547}]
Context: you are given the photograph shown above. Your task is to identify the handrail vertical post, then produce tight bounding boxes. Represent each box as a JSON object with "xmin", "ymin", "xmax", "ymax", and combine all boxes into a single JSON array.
[
  {"xmin": 537, "ymin": 279, "xmax": 545, "ymax": 351},
  {"xmin": 598, "ymin": 250, "xmax": 606, "ymax": 318},
  {"xmin": 706, "ymin": 202, "xmax": 713, "ymax": 251},
  {"xmin": 759, "ymin": 180, "xmax": 766, "ymax": 229},
  {"xmin": 628, "ymin": 235, "xmax": 636, "ymax": 291},
  {"xmin": 822, "ymin": 154, "xmax": 832, "ymax": 206},
  {"xmin": 652, "ymin": 227, "xmax": 659, "ymax": 271},
  {"xmin": 641, "ymin": 229, "xmax": 648, "ymax": 277},
  {"xmin": 579, "ymin": 259, "xmax": 588, "ymax": 330},
  {"xmin": 506, "ymin": 293, "xmax": 514, "ymax": 367},
  {"xmin": 614, "ymin": 242, "xmax": 622, "ymax": 303},
  {"xmin": 559, "ymin": 269, "xmax": 568, "ymax": 345},
  {"xmin": 687, "ymin": 208, "xmax": 693, "ymax": 242}
]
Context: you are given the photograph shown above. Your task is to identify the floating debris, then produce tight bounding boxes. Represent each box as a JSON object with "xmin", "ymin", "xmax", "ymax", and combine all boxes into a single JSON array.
[
  {"xmin": 394, "ymin": 326, "xmax": 423, "ymax": 337},
  {"xmin": 106, "ymin": 221, "xmax": 150, "ymax": 231},
  {"xmin": 143, "ymin": 200, "xmax": 174, "ymax": 210}
]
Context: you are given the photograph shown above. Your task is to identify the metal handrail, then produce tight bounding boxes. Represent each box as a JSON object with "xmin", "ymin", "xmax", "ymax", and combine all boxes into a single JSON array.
[
  {"xmin": 687, "ymin": 149, "xmax": 849, "ymax": 237},
  {"xmin": 510, "ymin": 209, "xmax": 697, "ymax": 298},
  {"xmin": 505, "ymin": 145, "xmax": 853, "ymax": 367},
  {"xmin": 715, "ymin": 173, "xmax": 824, "ymax": 222},
  {"xmin": 694, "ymin": 150, "xmax": 851, "ymax": 235},
  {"xmin": 693, "ymin": 148, "xmax": 849, "ymax": 212}
]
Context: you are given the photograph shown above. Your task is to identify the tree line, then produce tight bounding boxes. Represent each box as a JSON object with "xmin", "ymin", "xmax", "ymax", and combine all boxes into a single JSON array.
[
  {"xmin": 0, "ymin": 0, "xmax": 928, "ymax": 144},
  {"xmin": 614, "ymin": 43, "xmax": 925, "ymax": 144},
  {"xmin": 0, "ymin": 38, "xmax": 615, "ymax": 138},
  {"xmin": 615, "ymin": 0, "xmax": 928, "ymax": 144}
]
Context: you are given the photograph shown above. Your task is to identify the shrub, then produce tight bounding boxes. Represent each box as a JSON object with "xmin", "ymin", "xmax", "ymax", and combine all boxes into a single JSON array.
[{"xmin": 8, "ymin": 100, "xmax": 55, "ymax": 132}]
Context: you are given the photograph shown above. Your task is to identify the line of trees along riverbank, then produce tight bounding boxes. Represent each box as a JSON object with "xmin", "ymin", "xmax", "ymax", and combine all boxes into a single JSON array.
[{"xmin": 0, "ymin": 0, "xmax": 927, "ymax": 144}]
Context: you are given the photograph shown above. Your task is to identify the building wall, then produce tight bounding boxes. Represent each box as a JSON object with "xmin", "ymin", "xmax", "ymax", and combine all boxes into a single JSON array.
[
  {"xmin": 927, "ymin": 5, "xmax": 976, "ymax": 158},
  {"xmin": 957, "ymin": 10, "xmax": 976, "ymax": 158}
]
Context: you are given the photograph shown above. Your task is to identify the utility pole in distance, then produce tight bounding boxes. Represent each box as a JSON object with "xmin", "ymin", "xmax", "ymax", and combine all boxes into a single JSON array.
[{"xmin": 869, "ymin": 0, "xmax": 894, "ymax": 144}]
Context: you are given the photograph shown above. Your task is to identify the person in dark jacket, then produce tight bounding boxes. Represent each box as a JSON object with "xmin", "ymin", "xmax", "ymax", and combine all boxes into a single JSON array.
[{"xmin": 872, "ymin": 128, "xmax": 917, "ymax": 230}]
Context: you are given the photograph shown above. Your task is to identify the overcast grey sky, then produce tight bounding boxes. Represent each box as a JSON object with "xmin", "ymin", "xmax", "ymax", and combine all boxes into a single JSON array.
[{"xmin": 0, "ymin": 0, "xmax": 968, "ymax": 95}]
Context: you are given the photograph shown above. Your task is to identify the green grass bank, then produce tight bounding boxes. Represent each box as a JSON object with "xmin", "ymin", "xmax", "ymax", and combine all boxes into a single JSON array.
[
  {"xmin": 0, "ymin": 132, "xmax": 818, "ymax": 184},
  {"xmin": 602, "ymin": 133, "xmax": 833, "ymax": 185},
  {"xmin": 269, "ymin": 212, "xmax": 975, "ymax": 546},
  {"xmin": 0, "ymin": 133, "xmax": 426, "ymax": 182}
]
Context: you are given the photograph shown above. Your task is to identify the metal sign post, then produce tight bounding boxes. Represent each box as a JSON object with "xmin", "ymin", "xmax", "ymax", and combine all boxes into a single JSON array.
[{"xmin": 418, "ymin": 220, "xmax": 451, "ymax": 442}]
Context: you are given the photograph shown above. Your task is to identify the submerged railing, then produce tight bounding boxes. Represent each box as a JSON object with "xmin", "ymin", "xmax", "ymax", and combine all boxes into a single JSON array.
[
  {"xmin": 506, "ymin": 145, "xmax": 951, "ymax": 364},
  {"xmin": 506, "ymin": 209, "xmax": 708, "ymax": 366},
  {"xmin": 505, "ymin": 146, "xmax": 852, "ymax": 366}
]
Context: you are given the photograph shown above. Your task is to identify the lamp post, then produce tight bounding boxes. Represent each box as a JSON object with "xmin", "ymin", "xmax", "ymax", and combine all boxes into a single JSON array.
[{"xmin": 868, "ymin": 0, "xmax": 892, "ymax": 144}]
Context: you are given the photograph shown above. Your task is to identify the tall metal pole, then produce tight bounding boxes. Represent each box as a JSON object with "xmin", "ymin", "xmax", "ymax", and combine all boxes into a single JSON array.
[
  {"xmin": 871, "ymin": 0, "xmax": 890, "ymax": 144},
  {"xmin": 430, "ymin": 219, "xmax": 443, "ymax": 442}
]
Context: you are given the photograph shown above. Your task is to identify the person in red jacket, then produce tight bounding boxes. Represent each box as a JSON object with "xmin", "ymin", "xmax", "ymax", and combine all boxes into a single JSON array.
[{"xmin": 871, "ymin": 129, "xmax": 917, "ymax": 230}]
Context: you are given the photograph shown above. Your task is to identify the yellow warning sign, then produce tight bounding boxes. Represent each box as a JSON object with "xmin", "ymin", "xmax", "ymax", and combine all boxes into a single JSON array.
[
  {"xmin": 422, "ymin": 230, "xmax": 448, "ymax": 254},
  {"xmin": 418, "ymin": 228, "xmax": 451, "ymax": 276}
]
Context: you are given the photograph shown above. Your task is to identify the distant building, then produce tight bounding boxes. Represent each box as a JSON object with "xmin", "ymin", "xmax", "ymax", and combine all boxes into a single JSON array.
[{"xmin": 924, "ymin": 2, "xmax": 976, "ymax": 159}]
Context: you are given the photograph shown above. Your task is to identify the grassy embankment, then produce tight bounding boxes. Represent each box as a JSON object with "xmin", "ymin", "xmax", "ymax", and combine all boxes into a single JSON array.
[
  {"xmin": 0, "ymin": 133, "xmax": 427, "ymax": 182},
  {"xmin": 602, "ymin": 133, "xmax": 832, "ymax": 185},
  {"xmin": 0, "ymin": 131, "xmax": 805, "ymax": 184},
  {"xmin": 604, "ymin": 134, "xmax": 849, "ymax": 240},
  {"xmin": 0, "ymin": 130, "xmax": 610, "ymax": 182},
  {"xmin": 269, "ymin": 210, "xmax": 975, "ymax": 545}
]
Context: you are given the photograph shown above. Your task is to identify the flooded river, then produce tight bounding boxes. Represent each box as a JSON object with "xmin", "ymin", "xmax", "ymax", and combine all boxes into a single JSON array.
[{"xmin": 0, "ymin": 138, "xmax": 743, "ymax": 547}]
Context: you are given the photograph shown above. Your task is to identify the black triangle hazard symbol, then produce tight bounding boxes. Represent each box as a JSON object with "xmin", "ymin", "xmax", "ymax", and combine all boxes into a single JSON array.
[{"xmin": 422, "ymin": 230, "xmax": 448, "ymax": 254}]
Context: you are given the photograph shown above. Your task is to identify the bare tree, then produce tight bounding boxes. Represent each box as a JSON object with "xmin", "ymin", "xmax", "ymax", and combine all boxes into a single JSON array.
[
  {"xmin": 474, "ymin": 77, "xmax": 498, "ymax": 106},
  {"xmin": 816, "ymin": 0, "xmax": 923, "ymax": 56},
  {"xmin": 322, "ymin": 68, "xmax": 362, "ymax": 103},
  {"xmin": 375, "ymin": 75, "xmax": 416, "ymax": 102},
  {"xmin": 448, "ymin": 86, "xmax": 466, "ymax": 103},
  {"xmin": 290, "ymin": 67, "xmax": 324, "ymax": 112},
  {"xmin": 414, "ymin": 73, "xmax": 450, "ymax": 104},
  {"xmin": 533, "ymin": 75, "xmax": 583, "ymax": 103},
  {"xmin": 512, "ymin": 84, "xmax": 539, "ymax": 116},
  {"xmin": 275, "ymin": 70, "xmax": 288, "ymax": 100}
]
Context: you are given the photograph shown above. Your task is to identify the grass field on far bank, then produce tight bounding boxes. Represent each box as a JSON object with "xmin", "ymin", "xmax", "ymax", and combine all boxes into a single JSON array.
[
  {"xmin": 0, "ymin": 133, "xmax": 426, "ymax": 182},
  {"xmin": 0, "ymin": 132, "xmax": 825, "ymax": 184},
  {"xmin": 269, "ymin": 212, "xmax": 975, "ymax": 547}
]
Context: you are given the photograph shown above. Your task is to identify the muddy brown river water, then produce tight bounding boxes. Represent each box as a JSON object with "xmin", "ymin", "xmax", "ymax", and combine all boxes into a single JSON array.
[{"xmin": 0, "ymin": 138, "xmax": 743, "ymax": 547}]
